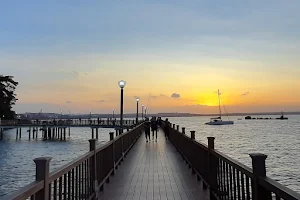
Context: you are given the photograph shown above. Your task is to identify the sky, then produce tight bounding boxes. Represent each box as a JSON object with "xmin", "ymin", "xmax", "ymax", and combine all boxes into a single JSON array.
[{"xmin": 1, "ymin": 0, "xmax": 300, "ymax": 114}]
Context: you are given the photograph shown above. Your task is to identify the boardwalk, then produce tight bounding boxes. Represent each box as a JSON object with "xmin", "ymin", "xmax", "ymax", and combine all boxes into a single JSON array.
[{"xmin": 99, "ymin": 129, "xmax": 209, "ymax": 200}]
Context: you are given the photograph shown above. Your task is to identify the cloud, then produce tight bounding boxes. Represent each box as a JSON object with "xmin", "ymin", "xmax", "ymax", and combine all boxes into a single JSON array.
[
  {"xmin": 160, "ymin": 94, "xmax": 167, "ymax": 97},
  {"xmin": 241, "ymin": 92, "xmax": 250, "ymax": 96},
  {"xmin": 65, "ymin": 101, "xmax": 72, "ymax": 104},
  {"xmin": 171, "ymin": 93, "xmax": 180, "ymax": 99}
]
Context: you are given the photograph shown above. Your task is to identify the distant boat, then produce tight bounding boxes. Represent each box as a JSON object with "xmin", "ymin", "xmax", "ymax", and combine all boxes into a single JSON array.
[
  {"xmin": 205, "ymin": 89, "xmax": 234, "ymax": 125},
  {"xmin": 276, "ymin": 112, "xmax": 288, "ymax": 120}
]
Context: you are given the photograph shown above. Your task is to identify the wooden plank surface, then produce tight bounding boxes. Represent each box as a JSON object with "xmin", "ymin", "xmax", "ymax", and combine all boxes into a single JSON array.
[{"xmin": 99, "ymin": 129, "xmax": 209, "ymax": 200}]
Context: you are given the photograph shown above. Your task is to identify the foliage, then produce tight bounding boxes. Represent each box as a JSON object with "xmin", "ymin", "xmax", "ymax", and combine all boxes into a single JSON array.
[{"xmin": 0, "ymin": 75, "xmax": 18, "ymax": 119}]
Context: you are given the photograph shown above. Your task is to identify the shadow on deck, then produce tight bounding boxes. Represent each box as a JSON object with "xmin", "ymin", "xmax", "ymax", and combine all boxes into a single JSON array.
[{"xmin": 99, "ymin": 129, "xmax": 209, "ymax": 200}]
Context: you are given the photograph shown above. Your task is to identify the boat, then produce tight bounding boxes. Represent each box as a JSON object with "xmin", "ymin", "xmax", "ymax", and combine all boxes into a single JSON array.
[
  {"xmin": 205, "ymin": 89, "xmax": 234, "ymax": 125},
  {"xmin": 276, "ymin": 112, "xmax": 288, "ymax": 120}
]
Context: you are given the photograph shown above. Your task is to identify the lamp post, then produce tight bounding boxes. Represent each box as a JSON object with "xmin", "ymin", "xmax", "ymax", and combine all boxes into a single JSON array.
[
  {"xmin": 118, "ymin": 80, "xmax": 126, "ymax": 130},
  {"xmin": 144, "ymin": 106, "xmax": 147, "ymax": 118},
  {"xmin": 112, "ymin": 109, "xmax": 115, "ymax": 119},
  {"xmin": 136, "ymin": 98, "xmax": 139, "ymax": 124},
  {"xmin": 142, "ymin": 105, "xmax": 144, "ymax": 120}
]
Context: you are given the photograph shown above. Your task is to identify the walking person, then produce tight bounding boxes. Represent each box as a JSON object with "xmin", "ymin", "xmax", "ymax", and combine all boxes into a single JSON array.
[
  {"xmin": 163, "ymin": 118, "xmax": 170, "ymax": 140},
  {"xmin": 151, "ymin": 116, "xmax": 158, "ymax": 141},
  {"xmin": 144, "ymin": 118, "xmax": 151, "ymax": 142}
]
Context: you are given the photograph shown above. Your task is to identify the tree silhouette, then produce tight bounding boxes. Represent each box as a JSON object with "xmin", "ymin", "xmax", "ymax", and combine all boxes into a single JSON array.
[{"xmin": 0, "ymin": 75, "xmax": 18, "ymax": 119}]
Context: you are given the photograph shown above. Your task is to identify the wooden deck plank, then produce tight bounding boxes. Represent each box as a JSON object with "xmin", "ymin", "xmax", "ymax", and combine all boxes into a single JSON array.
[{"xmin": 99, "ymin": 129, "xmax": 209, "ymax": 200}]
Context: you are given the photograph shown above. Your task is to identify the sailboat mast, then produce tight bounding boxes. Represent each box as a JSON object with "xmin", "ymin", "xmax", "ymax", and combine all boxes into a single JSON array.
[{"xmin": 218, "ymin": 89, "xmax": 222, "ymax": 118}]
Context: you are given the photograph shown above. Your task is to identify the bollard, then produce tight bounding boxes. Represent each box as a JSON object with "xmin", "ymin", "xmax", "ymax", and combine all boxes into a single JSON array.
[
  {"xmin": 182, "ymin": 127, "xmax": 185, "ymax": 134},
  {"xmin": 109, "ymin": 132, "xmax": 114, "ymax": 141},
  {"xmin": 34, "ymin": 157, "xmax": 52, "ymax": 200},
  {"xmin": 176, "ymin": 125, "xmax": 179, "ymax": 131},
  {"xmin": 190, "ymin": 131, "xmax": 195, "ymax": 140},
  {"xmin": 250, "ymin": 153, "xmax": 271, "ymax": 200}
]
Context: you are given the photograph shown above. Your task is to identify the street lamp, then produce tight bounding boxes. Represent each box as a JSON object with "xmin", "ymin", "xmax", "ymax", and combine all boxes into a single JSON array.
[
  {"xmin": 112, "ymin": 109, "xmax": 115, "ymax": 119},
  {"xmin": 136, "ymin": 98, "xmax": 139, "ymax": 124},
  {"xmin": 118, "ymin": 80, "xmax": 126, "ymax": 129},
  {"xmin": 142, "ymin": 105, "xmax": 144, "ymax": 120}
]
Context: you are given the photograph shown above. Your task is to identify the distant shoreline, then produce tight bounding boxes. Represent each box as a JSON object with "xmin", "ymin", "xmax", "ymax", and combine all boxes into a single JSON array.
[{"xmin": 18, "ymin": 111, "xmax": 300, "ymax": 119}]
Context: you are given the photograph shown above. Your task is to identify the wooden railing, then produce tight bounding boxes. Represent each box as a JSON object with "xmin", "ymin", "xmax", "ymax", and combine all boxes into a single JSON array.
[
  {"xmin": 0, "ymin": 119, "xmax": 138, "ymax": 127},
  {"xmin": 2, "ymin": 123, "xmax": 144, "ymax": 200},
  {"xmin": 166, "ymin": 123, "xmax": 300, "ymax": 200}
]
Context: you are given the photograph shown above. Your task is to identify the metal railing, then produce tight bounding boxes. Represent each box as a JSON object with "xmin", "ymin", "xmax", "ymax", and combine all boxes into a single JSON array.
[
  {"xmin": 3, "ymin": 123, "xmax": 144, "ymax": 200},
  {"xmin": 166, "ymin": 123, "xmax": 300, "ymax": 200}
]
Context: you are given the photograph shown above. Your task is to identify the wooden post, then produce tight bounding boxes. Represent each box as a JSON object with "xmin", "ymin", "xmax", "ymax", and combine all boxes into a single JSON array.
[
  {"xmin": 0, "ymin": 128, "xmax": 3, "ymax": 140},
  {"xmin": 16, "ymin": 128, "xmax": 18, "ymax": 140},
  {"xmin": 96, "ymin": 128, "xmax": 99, "ymax": 139},
  {"xmin": 28, "ymin": 128, "xmax": 31, "ymax": 140},
  {"xmin": 250, "ymin": 153, "xmax": 271, "ymax": 200},
  {"xmin": 19, "ymin": 128, "xmax": 22, "ymax": 139},
  {"xmin": 34, "ymin": 157, "xmax": 52, "ymax": 200},
  {"xmin": 63, "ymin": 128, "xmax": 66, "ymax": 140},
  {"xmin": 68, "ymin": 127, "xmax": 70, "ymax": 136},
  {"xmin": 207, "ymin": 137, "xmax": 218, "ymax": 199},
  {"xmin": 182, "ymin": 127, "xmax": 185, "ymax": 134},
  {"xmin": 190, "ymin": 131, "xmax": 195, "ymax": 140},
  {"xmin": 89, "ymin": 139, "xmax": 97, "ymax": 196},
  {"xmin": 109, "ymin": 132, "xmax": 114, "ymax": 141},
  {"xmin": 176, "ymin": 125, "xmax": 179, "ymax": 131},
  {"xmin": 92, "ymin": 128, "xmax": 94, "ymax": 139}
]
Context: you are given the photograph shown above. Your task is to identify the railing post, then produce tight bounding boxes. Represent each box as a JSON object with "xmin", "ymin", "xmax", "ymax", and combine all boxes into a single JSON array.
[
  {"xmin": 190, "ymin": 131, "xmax": 195, "ymax": 140},
  {"xmin": 250, "ymin": 153, "xmax": 271, "ymax": 200},
  {"xmin": 34, "ymin": 157, "xmax": 52, "ymax": 200},
  {"xmin": 109, "ymin": 132, "xmax": 116, "ymax": 175},
  {"xmin": 176, "ymin": 125, "xmax": 179, "ymax": 131},
  {"xmin": 109, "ymin": 132, "xmax": 114, "ymax": 141},
  {"xmin": 182, "ymin": 127, "xmax": 185, "ymax": 134},
  {"xmin": 89, "ymin": 139, "xmax": 97, "ymax": 197},
  {"xmin": 207, "ymin": 137, "xmax": 218, "ymax": 200}
]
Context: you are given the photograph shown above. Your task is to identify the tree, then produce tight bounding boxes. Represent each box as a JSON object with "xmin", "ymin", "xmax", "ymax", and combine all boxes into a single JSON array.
[{"xmin": 0, "ymin": 75, "xmax": 18, "ymax": 119}]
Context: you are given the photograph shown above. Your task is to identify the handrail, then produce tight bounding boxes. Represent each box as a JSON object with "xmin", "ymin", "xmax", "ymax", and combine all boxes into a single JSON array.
[
  {"xmin": 3, "ymin": 181, "xmax": 44, "ymax": 200},
  {"xmin": 2, "ymin": 122, "xmax": 144, "ymax": 200},
  {"xmin": 212, "ymin": 149, "xmax": 253, "ymax": 178},
  {"xmin": 259, "ymin": 177, "xmax": 300, "ymax": 200},
  {"xmin": 167, "ymin": 122, "xmax": 300, "ymax": 200}
]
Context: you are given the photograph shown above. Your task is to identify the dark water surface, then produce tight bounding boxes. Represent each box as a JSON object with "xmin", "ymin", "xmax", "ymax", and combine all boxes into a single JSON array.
[{"xmin": 0, "ymin": 115, "xmax": 300, "ymax": 196}]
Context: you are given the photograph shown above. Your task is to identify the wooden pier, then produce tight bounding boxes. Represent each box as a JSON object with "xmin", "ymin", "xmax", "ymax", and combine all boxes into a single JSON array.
[
  {"xmin": 2, "ymin": 122, "xmax": 300, "ymax": 200},
  {"xmin": 0, "ymin": 119, "xmax": 141, "ymax": 141}
]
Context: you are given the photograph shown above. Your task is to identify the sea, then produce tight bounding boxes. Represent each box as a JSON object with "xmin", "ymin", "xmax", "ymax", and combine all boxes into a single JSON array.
[{"xmin": 0, "ymin": 115, "xmax": 299, "ymax": 197}]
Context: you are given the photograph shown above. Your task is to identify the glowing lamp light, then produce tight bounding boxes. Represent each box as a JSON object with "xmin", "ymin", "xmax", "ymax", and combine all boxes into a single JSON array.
[
  {"xmin": 136, "ymin": 98, "xmax": 140, "ymax": 102},
  {"xmin": 118, "ymin": 80, "xmax": 126, "ymax": 89}
]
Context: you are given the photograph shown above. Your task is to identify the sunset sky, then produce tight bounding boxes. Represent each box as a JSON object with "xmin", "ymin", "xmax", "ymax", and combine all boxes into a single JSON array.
[{"xmin": 1, "ymin": 1, "xmax": 300, "ymax": 114}]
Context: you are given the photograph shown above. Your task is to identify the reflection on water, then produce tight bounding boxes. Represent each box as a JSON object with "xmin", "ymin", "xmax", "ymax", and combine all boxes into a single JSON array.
[
  {"xmin": 169, "ymin": 115, "xmax": 300, "ymax": 193},
  {"xmin": 0, "ymin": 127, "xmax": 113, "ymax": 197}
]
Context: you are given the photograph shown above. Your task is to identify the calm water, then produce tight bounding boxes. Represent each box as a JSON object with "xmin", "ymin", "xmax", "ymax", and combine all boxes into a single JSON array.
[
  {"xmin": 169, "ymin": 115, "xmax": 300, "ymax": 193},
  {"xmin": 0, "ymin": 115, "xmax": 300, "ymax": 196},
  {"xmin": 0, "ymin": 126, "xmax": 114, "ymax": 197}
]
